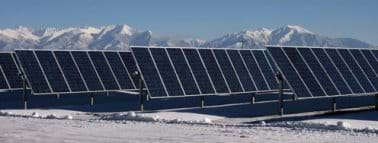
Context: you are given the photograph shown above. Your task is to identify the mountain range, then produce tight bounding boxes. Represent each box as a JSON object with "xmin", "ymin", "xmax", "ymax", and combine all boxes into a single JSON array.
[{"xmin": 0, "ymin": 24, "xmax": 375, "ymax": 51}]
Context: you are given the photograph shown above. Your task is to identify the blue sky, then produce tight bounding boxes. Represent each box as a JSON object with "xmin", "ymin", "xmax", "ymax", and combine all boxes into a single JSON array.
[{"xmin": 0, "ymin": 0, "xmax": 377, "ymax": 45}]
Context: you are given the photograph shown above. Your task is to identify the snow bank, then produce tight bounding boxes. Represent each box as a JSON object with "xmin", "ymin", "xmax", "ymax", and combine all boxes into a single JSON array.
[
  {"xmin": 104, "ymin": 111, "xmax": 222, "ymax": 125},
  {"xmin": 0, "ymin": 110, "xmax": 75, "ymax": 120}
]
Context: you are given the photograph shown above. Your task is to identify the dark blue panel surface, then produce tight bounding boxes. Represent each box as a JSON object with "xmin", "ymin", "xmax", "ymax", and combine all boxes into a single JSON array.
[
  {"xmin": 183, "ymin": 49, "xmax": 215, "ymax": 94},
  {"xmin": 198, "ymin": 49, "xmax": 230, "ymax": 94},
  {"xmin": 213, "ymin": 49, "xmax": 243, "ymax": 93},
  {"xmin": 266, "ymin": 47, "xmax": 312, "ymax": 97},
  {"xmin": 88, "ymin": 52, "xmax": 120, "ymax": 90},
  {"xmin": 252, "ymin": 50, "xmax": 279, "ymax": 90},
  {"xmin": 239, "ymin": 50, "xmax": 269, "ymax": 90},
  {"xmin": 166, "ymin": 48, "xmax": 200, "ymax": 95},
  {"xmin": 150, "ymin": 48, "xmax": 184, "ymax": 96},
  {"xmin": 350, "ymin": 49, "xmax": 378, "ymax": 91},
  {"xmin": 297, "ymin": 48, "xmax": 339, "ymax": 95},
  {"xmin": 71, "ymin": 51, "xmax": 104, "ymax": 91},
  {"xmin": 35, "ymin": 51, "xmax": 70, "ymax": 92},
  {"xmin": 311, "ymin": 48, "xmax": 352, "ymax": 94},
  {"xmin": 104, "ymin": 52, "xmax": 135, "ymax": 89},
  {"xmin": 362, "ymin": 50, "xmax": 378, "ymax": 80},
  {"xmin": 0, "ymin": 53, "xmax": 23, "ymax": 89},
  {"xmin": 15, "ymin": 50, "xmax": 51, "ymax": 93},
  {"xmin": 54, "ymin": 51, "xmax": 87, "ymax": 92},
  {"xmin": 0, "ymin": 66, "xmax": 8, "ymax": 89},
  {"xmin": 283, "ymin": 48, "xmax": 325, "ymax": 96},
  {"xmin": 338, "ymin": 49, "xmax": 375, "ymax": 92},
  {"xmin": 325, "ymin": 49, "xmax": 364, "ymax": 93},
  {"xmin": 132, "ymin": 48, "xmax": 168, "ymax": 97},
  {"xmin": 119, "ymin": 52, "xmax": 139, "ymax": 88},
  {"xmin": 227, "ymin": 50, "xmax": 257, "ymax": 92}
]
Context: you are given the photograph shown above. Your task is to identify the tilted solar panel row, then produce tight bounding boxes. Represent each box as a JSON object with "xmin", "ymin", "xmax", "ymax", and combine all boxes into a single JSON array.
[
  {"xmin": 15, "ymin": 50, "xmax": 138, "ymax": 95},
  {"xmin": 131, "ymin": 47, "xmax": 284, "ymax": 98},
  {"xmin": 0, "ymin": 52, "xmax": 24, "ymax": 90},
  {"xmin": 266, "ymin": 46, "xmax": 378, "ymax": 98}
]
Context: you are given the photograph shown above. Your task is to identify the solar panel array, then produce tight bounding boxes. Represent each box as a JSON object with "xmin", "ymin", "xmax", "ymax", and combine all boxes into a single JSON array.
[
  {"xmin": 0, "ymin": 52, "xmax": 24, "ymax": 90},
  {"xmin": 266, "ymin": 46, "xmax": 378, "ymax": 98},
  {"xmin": 131, "ymin": 47, "xmax": 283, "ymax": 98},
  {"xmin": 15, "ymin": 50, "xmax": 137, "ymax": 95}
]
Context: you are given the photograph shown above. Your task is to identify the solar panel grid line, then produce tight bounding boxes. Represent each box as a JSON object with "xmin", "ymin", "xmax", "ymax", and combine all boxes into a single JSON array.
[
  {"xmin": 198, "ymin": 49, "xmax": 231, "ymax": 94},
  {"xmin": 163, "ymin": 48, "xmax": 187, "ymax": 95},
  {"xmin": 32, "ymin": 51, "xmax": 55, "ymax": 93},
  {"xmin": 250, "ymin": 51, "xmax": 272, "ymax": 90},
  {"xmin": 239, "ymin": 50, "xmax": 267, "ymax": 90},
  {"xmin": 100, "ymin": 51, "xmax": 123, "ymax": 90},
  {"xmin": 305, "ymin": 48, "xmax": 341, "ymax": 95},
  {"xmin": 355, "ymin": 49, "xmax": 378, "ymax": 90},
  {"xmin": 68, "ymin": 51, "xmax": 90, "ymax": 91},
  {"xmin": 51, "ymin": 51, "xmax": 73, "ymax": 92},
  {"xmin": 119, "ymin": 52, "xmax": 140, "ymax": 88},
  {"xmin": 253, "ymin": 50, "xmax": 282, "ymax": 90},
  {"xmin": 333, "ymin": 49, "xmax": 366, "ymax": 93},
  {"xmin": 212, "ymin": 49, "xmax": 243, "ymax": 93},
  {"xmin": 0, "ymin": 65, "xmax": 10, "ymax": 89},
  {"xmin": 369, "ymin": 50, "xmax": 378, "ymax": 74},
  {"xmin": 294, "ymin": 47, "xmax": 328, "ymax": 96},
  {"xmin": 228, "ymin": 50, "xmax": 258, "ymax": 92},
  {"xmin": 182, "ymin": 48, "xmax": 217, "ymax": 95},
  {"xmin": 179, "ymin": 48, "xmax": 203, "ymax": 95},
  {"xmin": 146, "ymin": 48, "xmax": 171, "ymax": 97},
  {"xmin": 13, "ymin": 51, "xmax": 35, "ymax": 93},
  {"xmin": 224, "ymin": 49, "xmax": 246, "ymax": 92},
  {"xmin": 115, "ymin": 52, "xmax": 137, "ymax": 89},
  {"xmin": 0, "ymin": 53, "xmax": 23, "ymax": 89},
  {"xmin": 85, "ymin": 51, "xmax": 107, "ymax": 90},
  {"xmin": 347, "ymin": 49, "xmax": 377, "ymax": 91},
  {"xmin": 276, "ymin": 46, "xmax": 314, "ymax": 97}
]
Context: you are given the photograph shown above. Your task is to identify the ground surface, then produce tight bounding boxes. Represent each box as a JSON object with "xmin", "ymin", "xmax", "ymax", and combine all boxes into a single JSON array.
[{"xmin": 0, "ymin": 108, "xmax": 377, "ymax": 143}]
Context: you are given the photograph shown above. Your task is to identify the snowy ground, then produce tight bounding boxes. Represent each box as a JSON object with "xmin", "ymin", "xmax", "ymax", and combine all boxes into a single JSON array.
[{"xmin": 0, "ymin": 107, "xmax": 377, "ymax": 143}]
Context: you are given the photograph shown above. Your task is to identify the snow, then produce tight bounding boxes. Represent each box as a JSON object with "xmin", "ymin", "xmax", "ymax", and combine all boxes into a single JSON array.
[{"xmin": 0, "ymin": 107, "xmax": 377, "ymax": 143}]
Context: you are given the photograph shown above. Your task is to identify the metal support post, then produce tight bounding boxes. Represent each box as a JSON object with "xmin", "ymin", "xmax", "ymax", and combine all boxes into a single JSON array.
[
  {"xmin": 251, "ymin": 93, "xmax": 255, "ymax": 104},
  {"xmin": 200, "ymin": 96, "xmax": 205, "ymax": 109},
  {"xmin": 375, "ymin": 94, "xmax": 378, "ymax": 110},
  {"xmin": 90, "ymin": 93, "xmax": 94, "ymax": 106},
  {"xmin": 332, "ymin": 97, "xmax": 337, "ymax": 112},
  {"xmin": 22, "ymin": 77, "xmax": 27, "ymax": 110},
  {"xmin": 276, "ymin": 72, "xmax": 284, "ymax": 116}
]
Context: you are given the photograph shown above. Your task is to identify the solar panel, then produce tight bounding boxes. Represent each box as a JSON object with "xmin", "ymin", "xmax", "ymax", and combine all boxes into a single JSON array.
[
  {"xmin": 182, "ymin": 48, "xmax": 216, "ymax": 95},
  {"xmin": 104, "ymin": 52, "xmax": 135, "ymax": 90},
  {"xmin": 15, "ymin": 50, "xmax": 52, "ymax": 94},
  {"xmin": 88, "ymin": 51, "xmax": 121, "ymax": 90},
  {"xmin": 54, "ymin": 51, "xmax": 88, "ymax": 92},
  {"xmin": 266, "ymin": 46, "xmax": 378, "ymax": 99},
  {"xmin": 213, "ymin": 49, "xmax": 244, "ymax": 93},
  {"xmin": 119, "ymin": 52, "xmax": 139, "ymax": 88},
  {"xmin": 166, "ymin": 48, "xmax": 201, "ymax": 95},
  {"xmin": 198, "ymin": 49, "xmax": 230, "ymax": 94},
  {"xmin": 0, "ymin": 53, "xmax": 23, "ymax": 89},
  {"xmin": 35, "ymin": 51, "xmax": 70, "ymax": 93},
  {"xmin": 132, "ymin": 46, "xmax": 286, "ymax": 98},
  {"xmin": 71, "ymin": 51, "xmax": 105, "ymax": 91},
  {"xmin": 132, "ymin": 48, "xmax": 168, "ymax": 97},
  {"xmin": 0, "ymin": 66, "xmax": 9, "ymax": 89}
]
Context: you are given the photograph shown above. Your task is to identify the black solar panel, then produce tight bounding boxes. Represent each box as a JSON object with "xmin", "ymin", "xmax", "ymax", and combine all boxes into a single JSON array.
[
  {"xmin": 0, "ymin": 66, "xmax": 9, "ymax": 89},
  {"xmin": 119, "ymin": 52, "xmax": 139, "ymax": 88},
  {"xmin": 252, "ymin": 50, "xmax": 279, "ymax": 90},
  {"xmin": 182, "ymin": 48, "xmax": 215, "ymax": 95},
  {"xmin": 15, "ymin": 50, "xmax": 51, "ymax": 94},
  {"xmin": 104, "ymin": 52, "xmax": 135, "ymax": 90},
  {"xmin": 0, "ymin": 53, "xmax": 23, "ymax": 89},
  {"xmin": 150, "ymin": 48, "xmax": 185, "ymax": 96},
  {"xmin": 213, "ymin": 49, "xmax": 244, "ymax": 93},
  {"xmin": 132, "ymin": 48, "xmax": 168, "ymax": 97},
  {"xmin": 166, "ymin": 48, "xmax": 200, "ymax": 95},
  {"xmin": 54, "ymin": 51, "xmax": 88, "ymax": 92},
  {"xmin": 71, "ymin": 51, "xmax": 104, "ymax": 91},
  {"xmin": 35, "ymin": 51, "xmax": 70, "ymax": 93},
  {"xmin": 267, "ymin": 46, "xmax": 378, "ymax": 99},
  {"xmin": 198, "ymin": 49, "xmax": 230, "ymax": 94},
  {"xmin": 227, "ymin": 50, "xmax": 257, "ymax": 92},
  {"xmin": 239, "ymin": 50, "xmax": 270, "ymax": 91}
]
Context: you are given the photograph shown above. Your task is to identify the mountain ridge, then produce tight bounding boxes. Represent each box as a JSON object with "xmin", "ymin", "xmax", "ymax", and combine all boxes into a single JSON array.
[{"xmin": 0, "ymin": 24, "xmax": 375, "ymax": 51}]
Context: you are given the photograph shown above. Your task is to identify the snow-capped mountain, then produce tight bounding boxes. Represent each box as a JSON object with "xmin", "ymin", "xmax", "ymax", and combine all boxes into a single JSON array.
[{"xmin": 0, "ymin": 24, "xmax": 375, "ymax": 51}]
